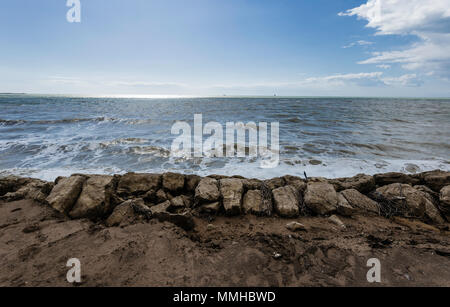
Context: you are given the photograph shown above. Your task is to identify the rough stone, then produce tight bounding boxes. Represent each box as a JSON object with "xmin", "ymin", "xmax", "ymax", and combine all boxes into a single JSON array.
[
  {"xmin": 340, "ymin": 189, "xmax": 380, "ymax": 214},
  {"xmin": 46, "ymin": 175, "xmax": 86, "ymax": 214},
  {"xmin": 162, "ymin": 172, "xmax": 185, "ymax": 192},
  {"xmin": 169, "ymin": 195, "xmax": 187, "ymax": 211},
  {"xmin": 220, "ymin": 178, "xmax": 244, "ymax": 215},
  {"xmin": 1, "ymin": 179, "xmax": 53, "ymax": 203},
  {"xmin": 185, "ymin": 175, "xmax": 201, "ymax": 192},
  {"xmin": 69, "ymin": 175, "xmax": 114, "ymax": 219},
  {"xmin": 242, "ymin": 190, "xmax": 272, "ymax": 216},
  {"xmin": 377, "ymin": 184, "xmax": 444, "ymax": 224},
  {"xmin": 282, "ymin": 175, "xmax": 307, "ymax": 193},
  {"xmin": 304, "ymin": 182, "xmax": 337, "ymax": 215},
  {"xmin": 116, "ymin": 173, "xmax": 161, "ymax": 197},
  {"xmin": 273, "ymin": 185, "xmax": 300, "ymax": 218},
  {"xmin": 105, "ymin": 198, "xmax": 148, "ymax": 227},
  {"xmin": 195, "ymin": 178, "xmax": 220, "ymax": 203},
  {"xmin": 421, "ymin": 170, "xmax": 450, "ymax": 192},
  {"xmin": 264, "ymin": 177, "xmax": 285, "ymax": 190},
  {"xmin": 439, "ymin": 185, "xmax": 450, "ymax": 220},
  {"xmin": 374, "ymin": 172, "xmax": 420, "ymax": 187},
  {"xmin": 150, "ymin": 201, "xmax": 171, "ymax": 215},
  {"xmin": 330, "ymin": 174, "xmax": 375, "ymax": 194},
  {"xmin": 336, "ymin": 193, "xmax": 355, "ymax": 217}
]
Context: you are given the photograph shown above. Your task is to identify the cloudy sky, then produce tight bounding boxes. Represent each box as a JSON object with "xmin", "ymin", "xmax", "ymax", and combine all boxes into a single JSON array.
[{"xmin": 1, "ymin": 0, "xmax": 450, "ymax": 97}]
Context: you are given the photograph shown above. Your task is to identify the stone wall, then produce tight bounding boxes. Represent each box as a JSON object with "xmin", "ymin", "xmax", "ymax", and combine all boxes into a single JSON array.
[{"xmin": 1, "ymin": 170, "xmax": 449, "ymax": 229}]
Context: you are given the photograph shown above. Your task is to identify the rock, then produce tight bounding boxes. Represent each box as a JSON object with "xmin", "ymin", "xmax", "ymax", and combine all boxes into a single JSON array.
[
  {"xmin": 105, "ymin": 198, "xmax": 148, "ymax": 227},
  {"xmin": 329, "ymin": 215, "xmax": 346, "ymax": 229},
  {"xmin": 199, "ymin": 202, "xmax": 221, "ymax": 214},
  {"xmin": 185, "ymin": 175, "xmax": 201, "ymax": 192},
  {"xmin": 336, "ymin": 193, "xmax": 355, "ymax": 217},
  {"xmin": 421, "ymin": 170, "xmax": 450, "ymax": 192},
  {"xmin": 2, "ymin": 179, "xmax": 53, "ymax": 203},
  {"xmin": 169, "ymin": 196, "xmax": 187, "ymax": 211},
  {"xmin": 374, "ymin": 172, "xmax": 420, "ymax": 187},
  {"xmin": 286, "ymin": 221, "xmax": 307, "ymax": 232},
  {"xmin": 162, "ymin": 172, "xmax": 185, "ymax": 192},
  {"xmin": 0, "ymin": 176, "xmax": 32, "ymax": 196},
  {"xmin": 264, "ymin": 177, "xmax": 285, "ymax": 190},
  {"xmin": 150, "ymin": 201, "xmax": 171, "ymax": 215},
  {"xmin": 242, "ymin": 190, "xmax": 272, "ymax": 216},
  {"xmin": 195, "ymin": 178, "xmax": 220, "ymax": 203},
  {"xmin": 304, "ymin": 182, "xmax": 337, "ymax": 215},
  {"xmin": 376, "ymin": 184, "xmax": 444, "ymax": 224},
  {"xmin": 340, "ymin": 189, "xmax": 380, "ymax": 214},
  {"xmin": 155, "ymin": 189, "xmax": 168, "ymax": 203},
  {"xmin": 414, "ymin": 185, "xmax": 440, "ymax": 200},
  {"xmin": 206, "ymin": 224, "xmax": 215, "ymax": 231},
  {"xmin": 69, "ymin": 175, "xmax": 114, "ymax": 219},
  {"xmin": 242, "ymin": 178, "xmax": 262, "ymax": 190},
  {"xmin": 116, "ymin": 173, "xmax": 161, "ymax": 197},
  {"xmin": 46, "ymin": 175, "xmax": 86, "ymax": 214},
  {"xmin": 220, "ymin": 178, "xmax": 244, "ymax": 215},
  {"xmin": 330, "ymin": 174, "xmax": 375, "ymax": 194},
  {"xmin": 153, "ymin": 211, "xmax": 195, "ymax": 231},
  {"xmin": 282, "ymin": 175, "xmax": 307, "ymax": 193},
  {"xmin": 439, "ymin": 186, "xmax": 450, "ymax": 220},
  {"xmin": 272, "ymin": 185, "xmax": 300, "ymax": 218}
]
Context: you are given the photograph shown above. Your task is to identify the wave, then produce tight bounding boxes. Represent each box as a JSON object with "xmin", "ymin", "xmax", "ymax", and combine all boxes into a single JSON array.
[{"xmin": 0, "ymin": 117, "xmax": 157, "ymax": 126}]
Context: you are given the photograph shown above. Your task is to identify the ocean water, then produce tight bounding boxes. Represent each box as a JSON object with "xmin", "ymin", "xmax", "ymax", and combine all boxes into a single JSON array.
[{"xmin": 0, "ymin": 95, "xmax": 449, "ymax": 181}]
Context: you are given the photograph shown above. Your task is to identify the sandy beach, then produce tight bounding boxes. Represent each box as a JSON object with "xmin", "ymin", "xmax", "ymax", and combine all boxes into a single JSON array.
[{"xmin": 1, "ymin": 170, "xmax": 449, "ymax": 286}]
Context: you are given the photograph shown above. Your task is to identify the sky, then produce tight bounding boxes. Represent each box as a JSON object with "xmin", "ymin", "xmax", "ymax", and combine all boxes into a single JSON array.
[{"xmin": 1, "ymin": 0, "xmax": 450, "ymax": 97}]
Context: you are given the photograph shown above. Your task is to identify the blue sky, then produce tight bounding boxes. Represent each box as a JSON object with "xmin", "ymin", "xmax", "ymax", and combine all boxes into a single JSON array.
[{"xmin": 1, "ymin": 0, "xmax": 450, "ymax": 97}]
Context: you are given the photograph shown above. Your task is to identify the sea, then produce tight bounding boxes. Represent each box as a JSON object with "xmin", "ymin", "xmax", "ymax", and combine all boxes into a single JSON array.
[{"xmin": 0, "ymin": 94, "xmax": 449, "ymax": 181}]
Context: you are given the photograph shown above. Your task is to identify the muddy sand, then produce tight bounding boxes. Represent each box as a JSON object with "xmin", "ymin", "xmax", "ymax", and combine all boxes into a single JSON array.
[{"xmin": 1, "ymin": 198, "xmax": 449, "ymax": 287}]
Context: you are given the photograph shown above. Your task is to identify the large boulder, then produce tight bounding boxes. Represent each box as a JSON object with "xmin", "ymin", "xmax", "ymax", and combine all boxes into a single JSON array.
[
  {"xmin": 304, "ymin": 182, "xmax": 337, "ymax": 215},
  {"xmin": 1, "ymin": 179, "xmax": 53, "ymax": 203},
  {"xmin": 162, "ymin": 172, "xmax": 185, "ymax": 192},
  {"xmin": 195, "ymin": 178, "xmax": 220, "ymax": 203},
  {"xmin": 439, "ymin": 185, "xmax": 450, "ymax": 220},
  {"xmin": 272, "ymin": 185, "xmax": 300, "ymax": 218},
  {"xmin": 330, "ymin": 174, "xmax": 375, "ymax": 194},
  {"xmin": 264, "ymin": 177, "xmax": 285, "ymax": 190},
  {"xmin": 340, "ymin": 189, "xmax": 380, "ymax": 214},
  {"xmin": 220, "ymin": 178, "xmax": 244, "ymax": 215},
  {"xmin": 105, "ymin": 198, "xmax": 150, "ymax": 227},
  {"xmin": 376, "ymin": 184, "xmax": 444, "ymax": 224},
  {"xmin": 185, "ymin": 175, "xmax": 201, "ymax": 193},
  {"xmin": 282, "ymin": 175, "xmax": 307, "ymax": 193},
  {"xmin": 0, "ymin": 176, "xmax": 33, "ymax": 196},
  {"xmin": 46, "ymin": 175, "xmax": 86, "ymax": 214},
  {"xmin": 421, "ymin": 170, "xmax": 450, "ymax": 192},
  {"xmin": 242, "ymin": 190, "xmax": 272, "ymax": 216},
  {"xmin": 336, "ymin": 193, "xmax": 355, "ymax": 216},
  {"xmin": 69, "ymin": 175, "xmax": 114, "ymax": 219},
  {"xmin": 374, "ymin": 172, "xmax": 420, "ymax": 187},
  {"xmin": 116, "ymin": 173, "xmax": 161, "ymax": 197}
]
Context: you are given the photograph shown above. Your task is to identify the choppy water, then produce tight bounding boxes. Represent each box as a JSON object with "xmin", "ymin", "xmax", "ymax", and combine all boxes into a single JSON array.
[{"xmin": 0, "ymin": 95, "xmax": 449, "ymax": 181}]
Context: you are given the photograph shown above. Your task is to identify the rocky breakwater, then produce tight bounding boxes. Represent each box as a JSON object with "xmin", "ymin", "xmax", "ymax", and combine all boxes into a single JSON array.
[{"xmin": 1, "ymin": 170, "xmax": 450, "ymax": 230}]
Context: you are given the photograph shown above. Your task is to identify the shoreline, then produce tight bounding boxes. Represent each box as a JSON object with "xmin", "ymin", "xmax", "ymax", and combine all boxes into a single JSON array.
[
  {"xmin": 1, "ymin": 169, "xmax": 450, "ymax": 286},
  {"xmin": 1, "ymin": 170, "xmax": 449, "ymax": 224}
]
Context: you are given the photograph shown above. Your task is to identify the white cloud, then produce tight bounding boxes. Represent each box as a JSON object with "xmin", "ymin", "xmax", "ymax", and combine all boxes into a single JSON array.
[
  {"xmin": 340, "ymin": 0, "xmax": 450, "ymax": 78},
  {"xmin": 343, "ymin": 40, "xmax": 374, "ymax": 48},
  {"xmin": 376, "ymin": 64, "xmax": 391, "ymax": 69}
]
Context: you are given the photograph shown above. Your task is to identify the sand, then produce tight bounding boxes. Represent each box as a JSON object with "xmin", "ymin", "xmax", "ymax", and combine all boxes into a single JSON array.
[{"xmin": 1, "ymin": 199, "xmax": 449, "ymax": 287}]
